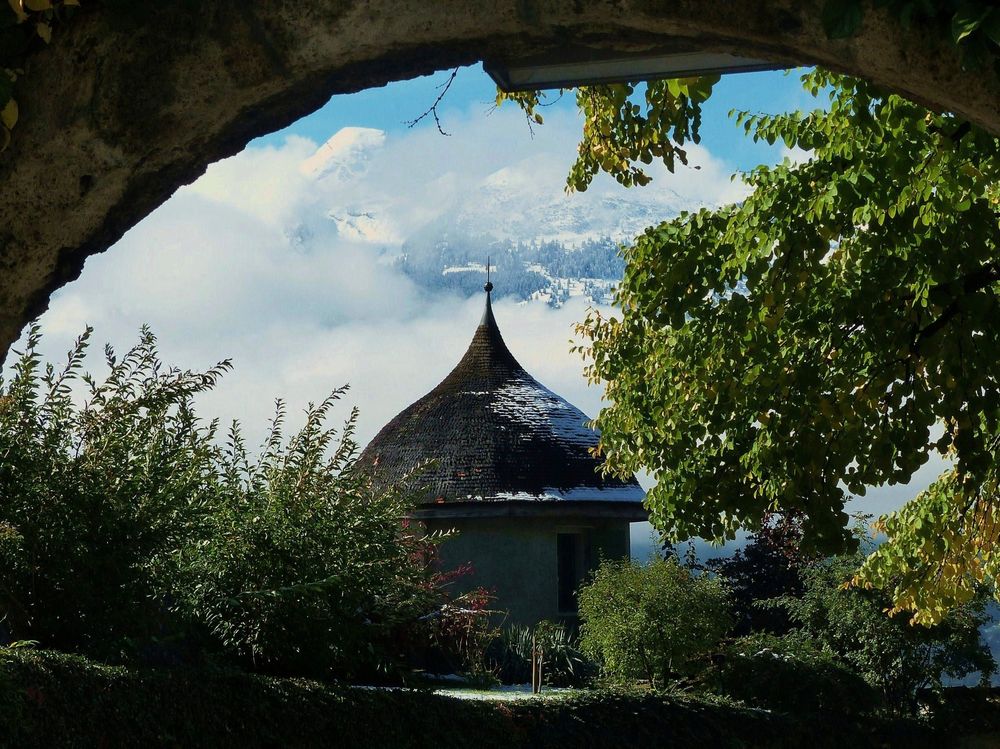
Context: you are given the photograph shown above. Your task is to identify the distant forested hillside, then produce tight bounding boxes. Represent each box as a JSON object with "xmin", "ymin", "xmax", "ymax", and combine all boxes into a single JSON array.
[{"xmin": 391, "ymin": 233, "xmax": 625, "ymax": 306}]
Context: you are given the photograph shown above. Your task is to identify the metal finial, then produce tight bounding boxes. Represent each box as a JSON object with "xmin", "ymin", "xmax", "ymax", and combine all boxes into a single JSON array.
[{"xmin": 484, "ymin": 255, "xmax": 493, "ymax": 293}]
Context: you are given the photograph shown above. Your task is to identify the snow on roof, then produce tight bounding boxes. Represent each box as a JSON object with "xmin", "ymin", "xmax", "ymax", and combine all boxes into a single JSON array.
[{"xmin": 358, "ymin": 290, "xmax": 645, "ymax": 509}]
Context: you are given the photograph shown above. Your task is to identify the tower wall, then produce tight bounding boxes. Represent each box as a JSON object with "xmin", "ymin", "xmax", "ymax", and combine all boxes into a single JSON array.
[{"xmin": 425, "ymin": 515, "xmax": 631, "ymax": 627}]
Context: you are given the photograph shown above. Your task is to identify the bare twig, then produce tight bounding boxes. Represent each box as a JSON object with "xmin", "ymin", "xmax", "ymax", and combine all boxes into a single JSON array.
[{"xmin": 405, "ymin": 68, "xmax": 459, "ymax": 136}]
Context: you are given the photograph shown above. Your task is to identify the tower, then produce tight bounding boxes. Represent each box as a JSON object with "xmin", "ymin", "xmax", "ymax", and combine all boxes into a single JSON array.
[{"xmin": 358, "ymin": 283, "xmax": 646, "ymax": 624}]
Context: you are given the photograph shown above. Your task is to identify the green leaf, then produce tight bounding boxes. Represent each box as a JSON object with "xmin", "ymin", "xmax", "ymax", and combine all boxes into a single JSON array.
[{"xmin": 952, "ymin": 3, "xmax": 992, "ymax": 44}]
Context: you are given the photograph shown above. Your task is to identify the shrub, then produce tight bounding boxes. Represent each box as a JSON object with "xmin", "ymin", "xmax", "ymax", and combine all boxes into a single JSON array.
[
  {"xmin": 0, "ymin": 649, "xmax": 946, "ymax": 749},
  {"xmin": 0, "ymin": 326, "xmax": 224, "ymax": 656},
  {"xmin": 774, "ymin": 549, "xmax": 996, "ymax": 712},
  {"xmin": 162, "ymin": 395, "xmax": 439, "ymax": 679},
  {"xmin": 710, "ymin": 632, "xmax": 879, "ymax": 715},
  {"xmin": 0, "ymin": 326, "xmax": 439, "ymax": 678},
  {"xmin": 578, "ymin": 557, "xmax": 732, "ymax": 687},
  {"xmin": 493, "ymin": 621, "xmax": 595, "ymax": 687}
]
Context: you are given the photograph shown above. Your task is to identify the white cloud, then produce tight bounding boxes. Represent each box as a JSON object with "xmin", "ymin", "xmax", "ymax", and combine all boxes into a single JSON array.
[{"xmin": 21, "ymin": 102, "xmax": 744, "ymax": 446}]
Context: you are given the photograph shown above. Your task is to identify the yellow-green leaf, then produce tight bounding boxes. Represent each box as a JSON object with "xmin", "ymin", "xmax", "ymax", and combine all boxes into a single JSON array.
[
  {"xmin": 7, "ymin": 0, "xmax": 28, "ymax": 22},
  {"xmin": 1, "ymin": 99, "xmax": 17, "ymax": 130}
]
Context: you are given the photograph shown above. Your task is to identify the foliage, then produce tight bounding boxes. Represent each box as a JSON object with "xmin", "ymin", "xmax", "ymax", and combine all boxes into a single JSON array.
[
  {"xmin": 161, "ymin": 395, "xmax": 438, "ymax": 679},
  {"xmin": 0, "ymin": 324, "xmax": 225, "ymax": 655},
  {"xmin": 498, "ymin": 76, "xmax": 717, "ymax": 193},
  {"xmin": 428, "ymin": 587, "xmax": 501, "ymax": 685},
  {"xmin": 496, "ymin": 4, "xmax": 1000, "ymax": 193},
  {"xmin": 711, "ymin": 631, "xmax": 878, "ymax": 715},
  {"xmin": 577, "ymin": 557, "xmax": 731, "ymax": 687},
  {"xmin": 0, "ymin": 326, "xmax": 437, "ymax": 678},
  {"xmin": 0, "ymin": 648, "xmax": 947, "ymax": 749},
  {"xmin": 855, "ymin": 466, "xmax": 1000, "ymax": 624},
  {"xmin": 708, "ymin": 512, "xmax": 816, "ymax": 635},
  {"xmin": 821, "ymin": 1, "xmax": 1000, "ymax": 71},
  {"xmin": 772, "ymin": 542, "xmax": 995, "ymax": 711},
  {"xmin": 576, "ymin": 69, "xmax": 1000, "ymax": 621},
  {"xmin": 493, "ymin": 621, "xmax": 595, "ymax": 687}
]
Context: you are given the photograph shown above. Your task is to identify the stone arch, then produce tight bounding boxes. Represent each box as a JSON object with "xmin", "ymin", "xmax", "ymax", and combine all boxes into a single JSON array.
[{"xmin": 1, "ymin": 0, "xmax": 998, "ymax": 360}]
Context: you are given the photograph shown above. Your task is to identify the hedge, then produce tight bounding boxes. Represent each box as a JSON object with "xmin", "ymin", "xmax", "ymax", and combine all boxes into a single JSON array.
[{"xmin": 0, "ymin": 650, "xmax": 943, "ymax": 748}]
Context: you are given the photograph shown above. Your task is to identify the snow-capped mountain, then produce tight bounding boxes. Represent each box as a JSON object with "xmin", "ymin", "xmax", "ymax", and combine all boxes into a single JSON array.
[
  {"xmin": 299, "ymin": 127, "xmax": 386, "ymax": 181},
  {"xmin": 295, "ymin": 126, "xmax": 700, "ymax": 306}
]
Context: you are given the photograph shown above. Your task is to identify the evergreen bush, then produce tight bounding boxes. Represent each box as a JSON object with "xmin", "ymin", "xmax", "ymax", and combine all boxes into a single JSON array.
[{"xmin": 0, "ymin": 649, "xmax": 946, "ymax": 749}]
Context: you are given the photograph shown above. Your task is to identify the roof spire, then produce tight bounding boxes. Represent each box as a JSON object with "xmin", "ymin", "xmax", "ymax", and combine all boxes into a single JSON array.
[{"xmin": 481, "ymin": 256, "xmax": 496, "ymax": 327}]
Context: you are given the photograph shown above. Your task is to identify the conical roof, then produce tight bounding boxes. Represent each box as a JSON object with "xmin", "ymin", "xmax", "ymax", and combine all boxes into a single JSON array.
[{"xmin": 358, "ymin": 289, "xmax": 645, "ymax": 514}]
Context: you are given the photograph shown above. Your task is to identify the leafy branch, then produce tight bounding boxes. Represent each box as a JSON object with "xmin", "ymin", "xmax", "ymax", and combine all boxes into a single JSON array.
[{"xmin": 822, "ymin": 0, "xmax": 1000, "ymax": 71}]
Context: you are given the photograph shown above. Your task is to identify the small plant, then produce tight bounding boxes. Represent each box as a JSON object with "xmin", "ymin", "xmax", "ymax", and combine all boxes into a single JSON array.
[
  {"xmin": 430, "ymin": 587, "xmax": 501, "ymax": 684},
  {"xmin": 3, "ymin": 640, "xmax": 38, "ymax": 650},
  {"xmin": 493, "ymin": 621, "xmax": 593, "ymax": 687}
]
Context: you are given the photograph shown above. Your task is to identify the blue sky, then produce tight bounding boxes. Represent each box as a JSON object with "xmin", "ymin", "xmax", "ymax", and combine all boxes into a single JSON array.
[{"xmin": 255, "ymin": 64, "xmax": 815, "ymax": 173}]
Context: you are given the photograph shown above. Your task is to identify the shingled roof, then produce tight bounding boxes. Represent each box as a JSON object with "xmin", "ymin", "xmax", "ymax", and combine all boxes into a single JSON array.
[{"xmin": 358, "ymin": 286, "xmax": 646, "ymax": 514}]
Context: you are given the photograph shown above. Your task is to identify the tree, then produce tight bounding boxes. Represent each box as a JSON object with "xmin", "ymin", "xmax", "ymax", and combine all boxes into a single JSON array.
[
  {"xmin": 708, "ymin": 513, "xmax": 816, "ymax": 635},
  {"xmin": 774, "ymin": 542, "xmax": 995, "ymax": 712},
  {"xmin": 577, "ymin": 557, "xmax": 731, "ymax": 687},
  {"xmin": 569, "ymin": 69, "xmax": 1000, "ymax": 624}
]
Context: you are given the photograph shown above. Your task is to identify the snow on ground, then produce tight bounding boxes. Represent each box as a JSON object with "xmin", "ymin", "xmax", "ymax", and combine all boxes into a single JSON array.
[{"xmin": 432, "ymin": 685, "xmax": 584, "ymax": 701}]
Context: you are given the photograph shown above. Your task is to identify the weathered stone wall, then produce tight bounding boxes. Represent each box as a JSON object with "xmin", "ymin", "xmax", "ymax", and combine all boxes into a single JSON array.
[{"xmin": 2, "ymin": 1, "xmax": 998, "ymax": 363}]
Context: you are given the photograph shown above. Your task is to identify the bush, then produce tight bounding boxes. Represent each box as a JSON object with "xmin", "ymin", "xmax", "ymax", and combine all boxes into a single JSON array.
[
  {"xmin": 0, "ymin": 649, "xmax": 945, "ymax": 749},
  {"xmin": 710, "ymin": 632, "xmax": 879, "ymax": 715},
  {"xmin": 162, "ymin": 395, "xmax": 440, "ymax": 679},
  {"xmin": 0, "ymin": 326, "xmax": 224, "ymax": 656},
  {"xmin": 493, "ymin": 621, "xmax": 595, "ymax": 687},
  {"xmin": 775, "ymin": 549, "xmax": 996, "ymax": 712},
  {"xmin": 0, "ymin": 327, "xmax": 439, "ymax": 678},
  {"xmin": 161, "ymin": 390, "xmax": 434, "ymax": 676},
  {"xmin": 578, "ymin": 557, "xmax": 732, "ymax": 687}
]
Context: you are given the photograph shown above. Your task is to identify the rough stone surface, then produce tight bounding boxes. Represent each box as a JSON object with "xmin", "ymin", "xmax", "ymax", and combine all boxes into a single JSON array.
[{"xmin": 2, "ymin": 0, "xmax": 999, "ymax": 362}]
